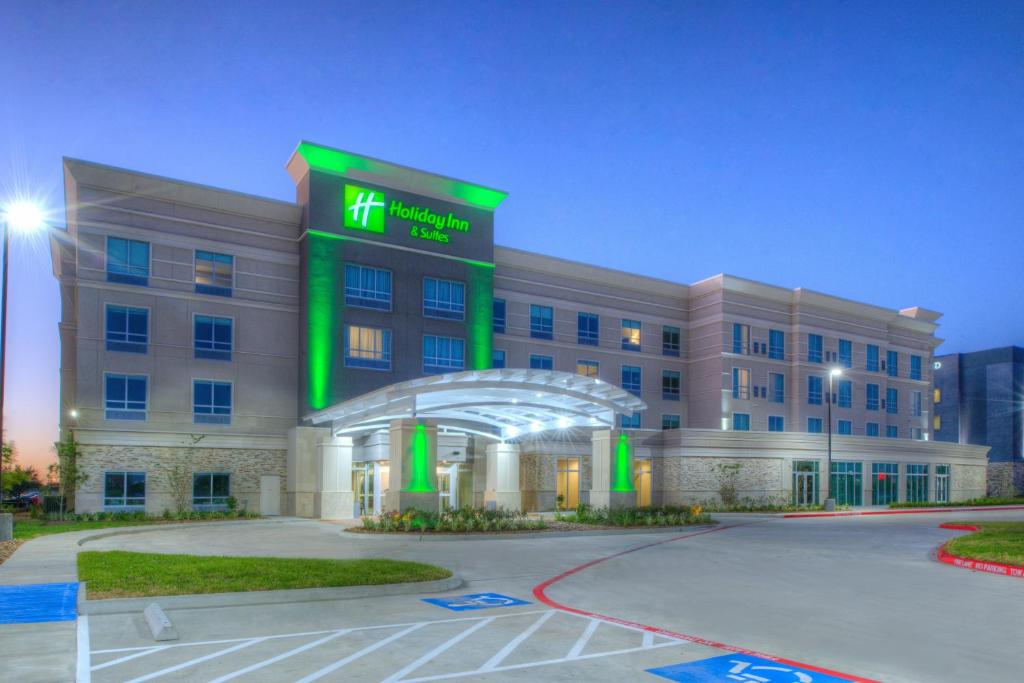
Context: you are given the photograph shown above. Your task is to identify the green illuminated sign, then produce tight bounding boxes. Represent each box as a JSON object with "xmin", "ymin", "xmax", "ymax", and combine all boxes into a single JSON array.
[
  {"xmin": 343, "ymin": 184, "xmax": 387, "ymax": 233},
  {"xmin": 612, "ymin": 433, "xmax": 635, "ymax": 492},
  {"xmin": 342, "ymin": 183, "xmax": 473, "ymax": 246}
]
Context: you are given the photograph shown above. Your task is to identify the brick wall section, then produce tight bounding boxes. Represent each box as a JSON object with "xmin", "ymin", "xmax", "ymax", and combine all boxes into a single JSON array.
[{"xmin": 76, "ymin": 445, "xmax": 287, "ymax": 515}]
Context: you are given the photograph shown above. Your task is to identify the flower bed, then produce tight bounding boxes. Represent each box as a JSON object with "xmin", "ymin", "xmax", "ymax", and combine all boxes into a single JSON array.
[
  {"xmin": 890, "ymin": 497, "xmax": 1024, "ymax": 509},
  {"xmin": 556, "ymin": 504, "xmax": 711, "ymax": 527}
]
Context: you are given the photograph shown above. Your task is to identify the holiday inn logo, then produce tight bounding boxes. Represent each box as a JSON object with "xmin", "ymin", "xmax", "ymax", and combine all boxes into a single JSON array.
[{"xmin": 343, "ymin": 184, "xmax": 386, "ymax": 233}]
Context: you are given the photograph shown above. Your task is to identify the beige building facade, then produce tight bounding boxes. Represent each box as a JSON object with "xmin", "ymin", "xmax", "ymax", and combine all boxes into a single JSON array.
[{"xmin": 51, "ymin": 144, "xmax": 988, "ymax": 517}]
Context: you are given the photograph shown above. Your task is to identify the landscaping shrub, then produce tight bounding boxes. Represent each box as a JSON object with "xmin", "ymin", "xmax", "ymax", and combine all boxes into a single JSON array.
[
  {"xmin": 558, "ymin": 504, "xmax": 710, "ymax": 527},
  {"xmin": 890, "ymin": 496, "xmax": 1024, "ymax": 509},
  {"xmin": 698, "ymin": 496, "xmax": 848, "ymax": 513},
  {"xmin": 360, "ymin": 506, "xmax": 546, "ymax": 533}
]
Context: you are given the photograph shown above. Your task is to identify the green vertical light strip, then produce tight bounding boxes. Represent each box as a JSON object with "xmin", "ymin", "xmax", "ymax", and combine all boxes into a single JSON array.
[
  {"xmin": 306, "ymin": 233, "xmax": 341, "ymax": 410},
  {"xmin": 466, "ymin": 263, "xmax": 494, "ymax": 369},
  {"xmin": 406, "ymin": 424, "xmax": 435, "ymax": 492},
  {"xmin": 612, "ymin": 433, "xmax": 636, "ymax": 492}
]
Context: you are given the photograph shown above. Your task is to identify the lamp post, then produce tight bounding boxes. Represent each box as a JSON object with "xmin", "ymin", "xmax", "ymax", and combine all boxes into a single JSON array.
[
  {"xmin": 1, "ymin": 202, "xmax": 46, "ymax": 505},
  {"xmin": 824, "ymin": 367, "xmax": 843, "ymax": 511}
]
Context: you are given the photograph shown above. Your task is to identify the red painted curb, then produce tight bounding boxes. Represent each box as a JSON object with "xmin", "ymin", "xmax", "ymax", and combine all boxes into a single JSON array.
[
  {"xmin": 531, "ymin": 523, "xmax": 882, "ymax": 683},
  {"xmin": 936, "ymin": 523, "xmax": 1024, "ymax": 579},
  {"xmin": 784, "ymin": 505, "xmax": 1024, "ymax": 519}
]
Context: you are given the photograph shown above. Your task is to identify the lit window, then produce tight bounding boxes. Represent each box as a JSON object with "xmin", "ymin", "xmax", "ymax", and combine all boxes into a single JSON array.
[
  {"xmin": 933, "ymin": 388, "xmax": 941, "ymax": 404},
  {"xmin": 621, "ymin": 319, "xmax": 641, "ymax": 351},
  {"xmin": 423, "ymin": 277, "xmax": 465, "ymax": 320},
  {"xmin": 106, "ymin": 237, "xmax": 150, "ymax": 286},
  {"xmin": 344, "ymin": 264, "xmax": 392, "ymax": 310},
  {"xmin": 194, "ymin": 315, "xmax": 232, "ymax": 361},
  {"xmin": 576, "ymin": 360, "xmax": 599, "ymax": 378},
  {"xmin": 732, "ymin": 324, "xmax": 750, "ymax": 355},
  {"xmin": 423, "ymin": 335, "xmax": 465, "ymax": 374},
  {"xmin": 933, "ymin": 415, "xmax": 941, "ymax": 430},
  {"xmin": 195, "ymin": 250, "xmax": 233, "ymax": 296},
  {"xmin": 732, "ymin": 368, "xmax": 751, "ymax": 400},
  {"xmin": 105, "ymin": 305, "xmax": 148, "ymax": 353},
  {"xmin": 344, "ymin": 325, "xmax": 392, "ymax": 370},
  {"xmin": 193, "ymin": 380, "xmax": 232, "ymax": 425}
]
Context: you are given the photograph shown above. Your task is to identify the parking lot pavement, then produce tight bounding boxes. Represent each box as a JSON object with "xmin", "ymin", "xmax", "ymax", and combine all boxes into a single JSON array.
[{"xmin": 86, "ymin": 591, "xmax": 717, "ymax": 682}]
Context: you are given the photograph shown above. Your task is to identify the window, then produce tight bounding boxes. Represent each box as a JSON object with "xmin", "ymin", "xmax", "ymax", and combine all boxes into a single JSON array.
[
  {"xmin": 732, "ymin": 323, "xmax": 750, "ymax": 354},
  {"xmin": 768, "ymin": 329, "xmax": 785, "ymax": 360},
  {"xmin": 831, "ymin": 462, "xmax": 863, "ymax": 506},
  {"xmin": 423, "ymin": 335, "xmax": 465, "ymax": 374},
  {"xmin": 933, "ymin": 415, "xmax": 941, "ymax": 431},
  {"xmin": 104, "ymin": 471, "xmax": 146, "ymax": 509},
  {"xmin": 866, "ymin": 383, "xmax": 880, "ymax": 411},
  {"xmin": 529, "ymin": 354, "xmax": 553, "ymax": 370},
  {"xmin": 910, "ymin": 355, "xmax": 922, "ymax": 380},
  {"xmin": 807, "ymin": 375, "xmax": 823, "ymax": 405},
  {"xmin": 792, "ymin": 461, "xmax": 819, "ymax": 505},
  {"xmin": 662, "ymin": 370, "xmax": 681, "ymax": 400},
  {"xmin": 872, "ymin": 463, "xmax": 899, "ymax": 505},
  {"xmin": 194, "ymin": 315, "xmax": 232, "ymax": 361},
  {"xmin": 492, "ymin": 349, "xmax": 505, "ymax": 369},
  {"xmin": 105, "ymin": 305, "xmax": 148, "ymax": 353},
  {"xmin": 621, "ymin": 413, "xmax": 641, "ymax": 429},
  {"xmin": 866, "ymin": 422, "xmax": 880, "ymax": 437},
  {"xmin": 768, "ymin": 415, "xmax": 784, "ymax": 432},
  {"xmin": 662, "ymin": 414, "xmax": 680, "ymax": 430},
  {"xmin": 886, "ymin": 425, "xmax": 898, "ymax": 438},
  {"xmin": 887, "ymin": 350, "xmax": 898, "ymax": 377},
  {"xmin": 193, "ymin": 473, "xmax": 230, "ymax": 508},
  {"xmin": 807, "ymin": 417, "xmax": 823, "ymax": 433},
  {"xmin": 838, "ymin": 339, "xmax": 852, "ymax": 368},
  {"xmin": 578, "ymin": 312, "xmax": 599, "ymax": 345},
  {"xmin": 837, "ymin": 420, "xmax": 852, "ymax": 435},
  {"xmin": 344, "ymin": 325, "xmax": 391, "ymax": 370},
  {"xmin": 866, "ymin": 344, "xmax": 879, "ymax": 372},
  {"xmin": 911, "ymin": 427, "xmax": 924, "ymax": 440},
  {"xmin": 344, "ymin": 264, "xmax": 392, "ymax": 310},
  {"xmin": 106, "ymin": 236, "xmax": 149, "ymax": 285},
  {"xmin": 933, "ymin": 388, "xmax": 941, "ymax": 404},
  {"xmin": 492, "ymin": 299, "xmax": 506, "ymax": 333},
  {"xmin": 837, "ymin": 380, "xmax": 852, "ymax": 409},
  {"xmin": 936, "ymin": 464, "xmax": 950, "ymax": 503},
  {"xmin": 911, "ymin": 391, "xmax": 922, "ymax": 417},
  {"xmin": 193, "ymin": 380, "xmax": 232, "ymax": 424},
  {"xmin": 105, "ymin": 374, "xmax": 147, "ymax": 420},
  {"xmin": 195, "ymin": 250, "xmax": 233, "ymax": 296},
  {"xmin": 621, "ymin": 319, "xmax": 641, "ymax": 351},
  {"xmin": 577, "ymin": 360, "xmax": 599, "ymax": 378},
  {"xmin": 886, "ymin": 387, "xmax": 898, "ymax": 414},
  {"xmin": 530, "ymin": 305, "xmax": 553, "ymax": 339},
  {"xmin": 662, "ymin": 326, "xmax": 681, "ymax": 356},
  {"xmin": 769, "ymin": 372, "xmax": 785, "ymax": 403},
  {"xmin": 808, "ymin": 334, "xmax": 823, "ymax": 363},
  {"xmin": 732, "ymin": 367, "xmax": 751, "ymax": 400},
  {"xmin": 621, "ymin": 365, "xmax": 641, "ymax": 396},
  {"xmin": 424, "ymin": 277, "xmax": 465, "ymax": 320},
  {"xmin": 732, "ymin": 413, "xmax": 750, "ymax": 431}
]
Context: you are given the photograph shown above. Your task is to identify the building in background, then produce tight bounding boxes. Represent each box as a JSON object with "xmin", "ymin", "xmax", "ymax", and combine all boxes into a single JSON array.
[
  {"xmin": 934, "ymin": 347, "xmax": 1023, "ymax": 495},
  {"xmin": 50, "ymin": 142, "xmax": 989, "ymax": 516}
]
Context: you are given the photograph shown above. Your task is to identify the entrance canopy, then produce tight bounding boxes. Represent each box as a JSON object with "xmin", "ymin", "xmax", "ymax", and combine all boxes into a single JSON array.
[{"xmin": 304, "ymin": 369, "xmax": 646, "ymax": 441}]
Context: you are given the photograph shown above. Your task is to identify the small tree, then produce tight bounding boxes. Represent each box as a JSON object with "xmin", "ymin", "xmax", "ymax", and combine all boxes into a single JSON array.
[
  {"xmin": 715, "ymin": 462, "xmax": 743, "ymax": 507},
  {"xmin": 54, "ymin": 432, "xmax": 89, "ymax": 520},
  {"xmin": 167, "ymin": 465, "xmax": 192, "ymax": 515}
]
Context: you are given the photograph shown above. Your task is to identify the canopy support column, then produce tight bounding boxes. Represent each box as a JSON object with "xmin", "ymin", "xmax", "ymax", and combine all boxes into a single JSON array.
[
  {"xmin": 589, "ymin": 429, "xmax": 635, "ymax": 510},
  {"xmin": 386, "ymin": 419, "xmax": 439, "ymax": 513},
  {"xmin": 484, "ymin": 442, "xmax": 521, "ymax": 512}
]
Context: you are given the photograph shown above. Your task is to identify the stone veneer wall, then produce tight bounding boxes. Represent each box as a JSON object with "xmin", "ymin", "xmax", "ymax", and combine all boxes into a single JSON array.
[
  {"xmin": 76, "ymin": 445, "xmax": 287, "ymax": 515},
  {"xmin": 986, "ymin": 462, "xmax": 1024, "ymax": 497},
  {"xmin": 949, "ymin": 463, "xmax": 990, "ymax": 501},
  {"xmin": 519, "ymin": 452, "xmax": 593, "ymax": 512},
  {"xmin": 658, "ymin": 456, "xmax": 787, "ymax": 506}
]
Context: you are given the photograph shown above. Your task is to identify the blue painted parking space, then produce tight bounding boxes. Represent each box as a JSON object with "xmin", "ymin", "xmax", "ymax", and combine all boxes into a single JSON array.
[
  {"xmin": 0, "ymin": 582, "xmax": 79, "ymax": 624},
  {"xmin": 647, "ymin": 654, "xmax": 854, "ymax": 683},
  {"xmin": 422, "ymin": 592, "xmax": 531, "ymax": 611}
]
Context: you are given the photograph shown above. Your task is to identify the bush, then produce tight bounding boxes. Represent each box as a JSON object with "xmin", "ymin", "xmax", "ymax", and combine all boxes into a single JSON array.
[
  {"xmin": 561, "ymin": 504, "xmax": 711, "ymax": 527},
  {"xmin": 696, "ymin": 496, "xmax": 848, "ymax": 513},
  {"xmin": 890, "ymin": 496, "xmax": 1024, "ymax": 509},
  {"xmin": 360, "ymin": 506, "xmax": 546, "ymax": 533}
]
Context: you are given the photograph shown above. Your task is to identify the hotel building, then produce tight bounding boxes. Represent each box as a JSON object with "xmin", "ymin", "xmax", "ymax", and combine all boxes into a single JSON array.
[{"xmin": 51, "ymin": 143, "xmax": 988, "ymax": 516}]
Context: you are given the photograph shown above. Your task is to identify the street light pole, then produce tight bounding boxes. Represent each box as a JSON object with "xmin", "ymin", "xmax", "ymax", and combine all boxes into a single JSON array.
[
  {"xmin": 825, "ymin": 367, "xmax": 842, "ymax": 511},
  {"xmin": 0, "ymin": 219, "xmax": 8, "ymax": 503}
]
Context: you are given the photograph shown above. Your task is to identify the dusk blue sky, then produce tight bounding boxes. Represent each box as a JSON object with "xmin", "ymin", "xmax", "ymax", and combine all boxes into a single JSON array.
[{"xmin": 2, "ymin": 1, "xmax": 1022, "ymax": 469}]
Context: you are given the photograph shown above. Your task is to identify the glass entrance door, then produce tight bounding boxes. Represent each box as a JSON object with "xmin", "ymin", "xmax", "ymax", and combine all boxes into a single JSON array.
[
  {"xmin": 634, "ymin": 459, "xmax": 652, "ymax": 508},
  {"xmin": 792, "ymin": 461, "xmax": 819, "ymax": 505},
  {"xmin": 437, "ymin": 464, "xmax": 456, "ymax": 510},
  {"xmin": 830, "ymin": 461, "xmax": 863, "ymax": 506},
  {"xmin": 935, "ymin": 464, "xmax": 950, "ymax": 503},
  {"xmin": 352, "ymin": 463, "xmax": 374, "ymax": 516},
  {"xmin": 556, "ymin": 457, "xmax": 580, "ymax": 510},
  {"xmin": 872, "ymin": 463, "xmax": 899, "ymax": 505}
]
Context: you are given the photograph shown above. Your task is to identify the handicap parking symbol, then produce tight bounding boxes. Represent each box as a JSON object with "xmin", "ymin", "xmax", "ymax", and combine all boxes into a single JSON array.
[
  {"xmin": 647, "ymin": 654, "xmax": 855, "ymax": 683},
  {"xmin": 422, "ymin": 592, "xmax": 531, "ymax": 612}
]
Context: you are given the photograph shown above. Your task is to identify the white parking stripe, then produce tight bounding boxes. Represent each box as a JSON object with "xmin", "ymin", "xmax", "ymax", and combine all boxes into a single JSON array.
[
  {"xmin": 642, "ymin": 630, "xmax": 654, "ymax": 648},
  {"xmin": 566, "ymin": 618, "xmax": 601, "ymax": 659},
  {"xmin": 123, "ymin": 638, "xmax": 267, "ymax": 683},
  {"xmin": 478, "ymin": 610, "xmax": 555, "ymax": 672},
  {"xmin": 77, "ymin": 616, "xmax": 91, "ymax": 683},
  {"xmin": 206, "ymin": 630, "xmax": 350, "ymax": 683},
  {"xmin": 92, "ymin": 647, "xmax": 168, "ymax": 672},
  {"xmin": 295, "ymin": 623, "xmax": 426, "ymax": 683},
  {"xmin": 382, "ymin": 617, "xmax": 496, "ymax": 683}
]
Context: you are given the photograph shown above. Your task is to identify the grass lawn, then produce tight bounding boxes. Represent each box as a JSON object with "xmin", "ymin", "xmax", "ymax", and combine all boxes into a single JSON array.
[
  {"xmin": 78, "ymin": 551, "xmax": 452, "ymax": 599},
  {"xmin": 945, "ymin": 522, "xmax": 1024, "ymax": 566},
  {"xmin": 14, "ymin": 518, "xmax": 163, "ymax": 540}
]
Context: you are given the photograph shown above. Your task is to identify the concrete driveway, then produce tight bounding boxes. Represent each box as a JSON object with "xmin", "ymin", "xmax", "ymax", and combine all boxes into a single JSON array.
[{"xmin": 68, "ymin": 510, "xmax": 1024, "ymax": 682}]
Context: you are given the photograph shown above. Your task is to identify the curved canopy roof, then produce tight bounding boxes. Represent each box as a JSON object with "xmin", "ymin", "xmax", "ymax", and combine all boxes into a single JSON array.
[{"xmin": 304, "ymin": 369, "xmax": 646, "ymax": 441}]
